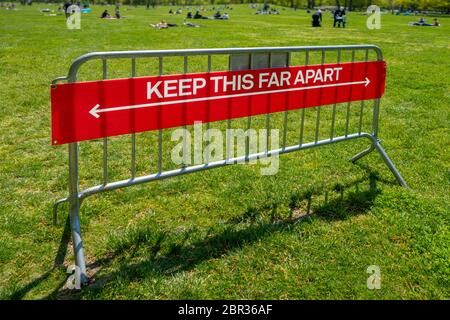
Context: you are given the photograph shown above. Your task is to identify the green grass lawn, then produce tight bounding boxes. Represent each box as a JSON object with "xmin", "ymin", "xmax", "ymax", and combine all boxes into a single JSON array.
[{"xmin": 0, "ymin": 4, "xmax": 449, "ymax": 300}]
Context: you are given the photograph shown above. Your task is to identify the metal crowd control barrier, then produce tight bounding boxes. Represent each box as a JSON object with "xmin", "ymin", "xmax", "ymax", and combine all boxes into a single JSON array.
[{"xmin": 52, "ymin": 45, "xmax": 407, "ymax": 286}]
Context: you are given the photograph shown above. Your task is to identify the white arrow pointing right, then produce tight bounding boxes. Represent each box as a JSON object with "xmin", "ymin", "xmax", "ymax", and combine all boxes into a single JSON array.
[{"xmin": 89, "ymin": 77, "xmax": 371, "ymax": 119}]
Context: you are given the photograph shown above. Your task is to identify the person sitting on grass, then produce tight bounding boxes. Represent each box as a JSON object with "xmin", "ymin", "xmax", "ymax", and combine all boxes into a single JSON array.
[
  {"xmin": 194, "ymin": 11, "xmax": 203, "ymax": 19},
  {"xmin": 433, "ymin": 18, "xmax": 440, "ymax": 26},
  {"xmin": 194, "ymin": 10, "xmax": 209, "ymax": 19},
  {"xmin": 186, "ymin": 11, "xmax": 192, "ymax": 19},
  {"xmin": 115, "ymin": 9, "xmax": 121, "ymax": 19},
  {"xmin": 221, "ymin": 12, "xmax": 229, "ymax": 20},
  {"xmin": 214, "ymin": 11, "xmax": 221, "ymax": 19},
  {"xmin": 101, "ymin": 10, "xmax": 111, "ymax": 19}
]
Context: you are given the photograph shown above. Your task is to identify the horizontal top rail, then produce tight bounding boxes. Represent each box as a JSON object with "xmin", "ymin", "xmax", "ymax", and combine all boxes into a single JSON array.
[{"xmin": 67, "ymin": 45, "xmax": 383, "ymax": 82}]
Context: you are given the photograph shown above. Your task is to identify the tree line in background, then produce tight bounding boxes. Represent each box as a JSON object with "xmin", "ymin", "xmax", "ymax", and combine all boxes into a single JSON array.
[{"xmin": 4, "ymin": 0, "xmax": 449, "ymax": 13}]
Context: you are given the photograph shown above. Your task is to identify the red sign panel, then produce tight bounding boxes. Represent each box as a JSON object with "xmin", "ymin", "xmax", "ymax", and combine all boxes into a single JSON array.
[{"xmin": 51, "ymin": 61, "xmax": 386, "ymax": 145}]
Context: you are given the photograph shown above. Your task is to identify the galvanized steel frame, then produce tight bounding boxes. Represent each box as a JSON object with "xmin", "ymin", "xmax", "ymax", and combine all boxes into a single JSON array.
[{"xmin": 52, "ymin": 45, "xmax": 407, "ymax": 286}]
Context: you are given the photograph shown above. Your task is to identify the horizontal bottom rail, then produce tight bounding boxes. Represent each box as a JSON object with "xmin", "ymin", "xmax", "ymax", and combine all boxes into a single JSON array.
[{"xmin": 77, "ymin": 132, "xmax": 377, "ymax": 200}]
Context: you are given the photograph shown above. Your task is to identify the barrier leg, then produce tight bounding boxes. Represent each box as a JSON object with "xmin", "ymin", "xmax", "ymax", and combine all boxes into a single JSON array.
[
  {"xmin": 68, "ymin": 143, "xmax": 89, "ymax": 287},
  {"xmin": 372, "ymin": 140, "xmax": 408, "ymax": 188},
  {"xmin": 350, "ymin": 144, "xmax": 375, "ymax": 163},
  {"xmin": 350, "ymin": 137, "xmax": 408, "ymax": 188}
]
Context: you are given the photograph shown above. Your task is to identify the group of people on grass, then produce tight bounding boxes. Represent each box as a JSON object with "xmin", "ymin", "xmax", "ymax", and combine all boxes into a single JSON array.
[
  {"xmin": 255, "ymin": 8, "xmax": 280, "ymax": 15},
  {"xmin": 254, "ymin": 3, "xmax": 280, "ymax": 15},
  {"xmin": 50, "ymin": 3, "xmax": 442, "ymax": 29},
  {"xmin": 151, "ymin": 7, "xmax": 232, "ymax": 29},
  {"xmin": 100, "ymin": 9, "xmax": 121, "ymax": 19},
  {"xmin": 100, "ymin": 4, "xmax": 122, "ymax": 19},
  {"xmin": 0, "ymin": 3, "xmax": 17, "ymax": 10},
  {"xmin": 311, "ymin": 8, "xmax": 346, "ymax": 28},
  {"xmin": 311, "ymin": 7, "xmax": 441, "ymax": 28},
  {"xmin": 184, "ymin": 10, "xmax": 229, "ymax": 20},
  {"xmin": 410, "ymin": 17, "xmax": 440, "ymax": 26},
  {"xmin": 213, "ymin": 11, "xmax": 229, "ymax": 19},
  {"xmin": 168, "ymin": 8, "xmax": 182, "ymax": 15}
]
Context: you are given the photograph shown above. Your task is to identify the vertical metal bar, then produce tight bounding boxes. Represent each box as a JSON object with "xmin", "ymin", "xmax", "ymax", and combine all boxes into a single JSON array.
[
  {"xmin": 131, "ymin": 58, "xmax": 136, "ymax": 179},
  {"xmin": 68, "ymin": 62, "xmax": 87, "ymax": 284},
  {"xmin": 183, "ymin": 56, "xmax": 188, "ymax": 168},
  {"xmin": 158, "ymin": 56, "xmax": 163, "ymax": 173},
  {"xmin": 68, "ymin": 142, "xmax": 88, "ymax": 285},
  {"xmin": 207, "ymin": 54, "xmax": 212, "ymax": 70},
  {"xmin": 102, "ymin": 142, "xmax": 108, "ymax": 185},
  {"xmin": 366, "ymin": 50, "xmax": 380, "ymax": 137},
  {"xmin": 345, "ymin": 50, "xmax": 356, "ymax": 137},
  {"xmin": 282, "ymin": 108, "xmax": 288, "ymax": 150},
  {"xmin": 372, "ymin": 98, "xmax": 380, "ymax": 138},
  {"xmin": 330, "ymin": 49, "xmax": 341, "ymax": 140},
  {"xmin": 359, "ymin": 49, "xmax": 369, "ymax": 135},
  {"xmin": 265, "ymin": 53, "xmax": 272, "ymax": 153},
  {"xmin": 131, "ymin": 57, "xmax": 136, "ymax": 75},
  {"xmin": 102, "ymin": 59, "xmax": 108, "ymax": 185},
  {"xmin": 359, "ymin": 102, "xmax": 365, "ymax": 135},
  {"xmin": 205, "ymin": 55, "xmax": 212, "ymax": 164},
  {"xmin": 314, "ymin": 50, "xmax": 325, "ymax": 143},
  {"xmin": 226, "ymin": 117, "xmax": 231, "ymax": 161},
  {"xmin": 226, "ymin": 53, "xmax": 236, "ymax": 162},
  {"xmin": 281, "ymin": 53, "xmax": 291, "ymax": 150},
  {"xmin": 245, "ymin": 53, "xmax": 254, "ymax": 160},
  {"xmin": 299, "ymin": 50, "xmax": 309, "ymax": 146}
]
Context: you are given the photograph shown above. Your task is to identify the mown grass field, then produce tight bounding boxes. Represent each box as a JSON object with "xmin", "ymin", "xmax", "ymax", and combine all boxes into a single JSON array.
[{"xmin": 0, "ymin": 4, "xmax": 449, "ymax": 300}]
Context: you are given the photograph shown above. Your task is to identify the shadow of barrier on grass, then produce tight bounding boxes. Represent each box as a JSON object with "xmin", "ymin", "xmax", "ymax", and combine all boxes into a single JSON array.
[
  {"xmin": 7, "ymin": 165, "xmax": 391, "ymax": 299},
  {"xmin": 42, "ymin": 168, "xmax": 386, "ymax": 299},
  {"xmin": 8, "ymin": 216, "xmax": 72, "ymax": 300}
]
